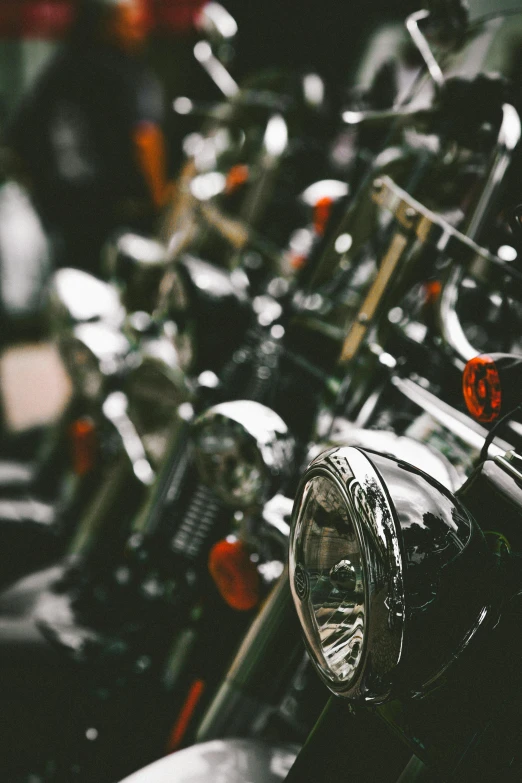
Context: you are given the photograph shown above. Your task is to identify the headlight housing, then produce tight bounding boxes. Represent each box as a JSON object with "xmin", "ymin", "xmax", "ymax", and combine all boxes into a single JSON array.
[
  {"xmin": 59, "ymin": 322, "xmax": 130, "ymax": 401},
  {"xmin": 290, "ymin": 446, "xmax": 497, "ymax": 703},
  {"xmin": 160, "ymin": 254, "xmax": 251, "ymax": 375},
  {"xmin": 124, "ymin": 339, "xmax": 190, "ymax": 462},
  {"xmin": 192, "ymin": 400, "xmax": 294, "ymax": 508},
  {"xmin": 103, "ymin": 232, "xmax": 167, "ymax": 314},
  {"xmin": 47, "ymin": 268, "xmax": 124, "ymax": 330}
]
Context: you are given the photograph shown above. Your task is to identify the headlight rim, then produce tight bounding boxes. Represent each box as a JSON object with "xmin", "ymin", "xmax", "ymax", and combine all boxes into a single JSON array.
[
  {"xmin": 192, "ymin": 400, "xmax": 293, "ymax": 509},
  {"xmin": 289, "ymin": 445, "xmax": 406, "ymax": 703}
]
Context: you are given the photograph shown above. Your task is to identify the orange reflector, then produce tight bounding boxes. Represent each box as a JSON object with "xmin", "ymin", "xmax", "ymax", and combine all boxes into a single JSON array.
[
  {"xmin": 462, "ymin": 355, "xmax": 501, "ymax": 423},
  {"xmin": 208, "ymin": 538, "xmax": 260, "ymax": 611},
  {"xmin": 225, "ymin": 164, "xmax": 249, "ymax": 195},
  {"xmin": 424, "ymin": 280, "xmax": 441, "ymax": 307},
  {"xmin": 290, "ymin": 253, "xmax": 308, "ymax": 270},
  {"xmin": 166, "ymin": 679, "xmax": 205, "ymax": 753},
  {"xmin": 313, "ymin": 196, "xmax": 334, "ymax": 236},
  {"xmin": 69, "ymin": 417, "xmax": 97, "ymax": 476}
]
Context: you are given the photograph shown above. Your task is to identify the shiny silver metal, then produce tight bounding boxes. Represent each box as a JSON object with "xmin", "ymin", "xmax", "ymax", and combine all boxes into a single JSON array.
[
  {"xmin": 290, "ymin": 446, "xmax": 496, "ymax": 703},
  {"xmin": 48, "ymin": 268, "xmax": 124, "ymax": 328},
  {"xmin": 195, "ymin": 2, "xmax": 238, "ymax": 42},
  {"xmin": 102, "ymin": 392, "xmax": 155, "ymax": 486},
  {"xmin": 192, "ymin": 400, "xmax": 294, "ymax": 509},
  {"xmin": 104, "ymin": 232, "xmax": 167, "ymax": 274},
  {"xmin": 59, "ymin": 322, "xmax": 130, "ymax": 401},
  {"xmin": 438, "ymin": 103, "xmax": 521, "ymax": 362},
  {"xmin": 406, "ymin": 10, "xmax": 445, "ymax": 87},
  {"xmin": 117, "ymin": 739, "xmax": 297, "ymax": 783},
  {"xmin": 313, "ymin": 420, "xmax": 460, "ymax": 490},
  {"xmin": 290, "ymin": 446, "xmax": 404, "ymax": 702}
]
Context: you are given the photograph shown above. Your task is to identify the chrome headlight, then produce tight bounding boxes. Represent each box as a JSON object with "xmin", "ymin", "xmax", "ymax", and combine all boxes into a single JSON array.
[
  {"xmin": 125, "ymin": 339, "xmax": 190, "ymax": 438},
  {"xmin": 192, "ymin": 400, "xmax": 294, "ymax": 508},
  {"xmin": 104, "ymin": 232, "xmax": 167, "ymax": 313},
  {"xmin": 160, "ymin": 254, "xmax": 250, "ymax": 375},
  {"xmin": 48, "ymin": 268, "xmax": 124, "ymax": 329},
  {"xmin": 290, "ymin": 446, "xmax": 497, "ymax": 702},
  {"xmin": 59, "ymin": 323, "xmax": 130, "ymax": 401}
]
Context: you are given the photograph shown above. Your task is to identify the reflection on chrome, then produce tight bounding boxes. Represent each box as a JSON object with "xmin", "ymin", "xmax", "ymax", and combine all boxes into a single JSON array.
[{"xmin": 297, "ymin": 476, "xmax": 365, "ymax": 682}]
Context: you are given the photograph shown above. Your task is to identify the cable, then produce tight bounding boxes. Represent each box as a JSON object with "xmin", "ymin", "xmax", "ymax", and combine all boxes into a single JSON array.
[{"xmin": 479, "ymin": 402, "xmax": 522, "ymax": 464}]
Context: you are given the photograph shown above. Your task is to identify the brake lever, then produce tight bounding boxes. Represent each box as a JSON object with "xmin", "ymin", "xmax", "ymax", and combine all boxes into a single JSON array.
[
  {"xmin": 194, "ymin": 40, "xmax": 239, "ymax": 99},
  {"xmin": 342, "ymin": 105, "xmax": 435, "ymax": 129}
]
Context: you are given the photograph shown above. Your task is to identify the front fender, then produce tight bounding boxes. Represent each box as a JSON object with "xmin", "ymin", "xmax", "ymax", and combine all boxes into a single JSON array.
[{"xmin": 118, "ymin": 739, "xmax": 298, "ymax": 783}]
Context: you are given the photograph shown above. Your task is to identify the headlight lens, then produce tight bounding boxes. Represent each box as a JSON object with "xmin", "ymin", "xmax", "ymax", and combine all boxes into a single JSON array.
[
  {"xmin": 290, "ymin": 446, "xmax": 495, "ymax": 703},
  {"xmin": 292, "ymin": 474, "xmax": 365, "ymax": 683},
  {"xmin": 59, "ymin": 335, "xmax": 103, "ymax": 401},
  {"xmin": 125, "ymin": 346, "xmax": 190, "ymax": 463},
  {"xmin": 193, "ymin": 400, "xmax": 293, "ymax": 508},
  {"xmin": 59, "ymin": 323, "xmax": 129, "ymax": 401}
]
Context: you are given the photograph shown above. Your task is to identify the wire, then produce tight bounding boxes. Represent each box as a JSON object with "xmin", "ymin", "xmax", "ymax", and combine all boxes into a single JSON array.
[{"xmin": 479, "ymin": 402, "xmax": 522, "ymax": 464}]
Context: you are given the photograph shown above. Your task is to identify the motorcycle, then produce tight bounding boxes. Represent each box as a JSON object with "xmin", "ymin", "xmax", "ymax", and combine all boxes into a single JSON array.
[
  {"xmin": 106, "ymin": 3, "xmax": 518, "ymax": 780},
  {"xmin": 6, "ymin": 0, "xmax": 522, "ymax": 779}
]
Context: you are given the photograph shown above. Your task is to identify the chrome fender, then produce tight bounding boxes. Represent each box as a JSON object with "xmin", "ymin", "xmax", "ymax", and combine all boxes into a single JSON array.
[
  {"xmin": 311, "ymin": 419, "xmax": 460, "ymax": 492},
  {"xmin": 118, "ymin": 739, "xmax": 298, "ymax": 783}
]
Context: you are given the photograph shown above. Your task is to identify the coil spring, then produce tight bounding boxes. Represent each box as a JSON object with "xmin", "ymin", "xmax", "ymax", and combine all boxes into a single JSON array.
[{"xmin": 170, "ymin": 482, "xmax": 222, "ymax": 561}]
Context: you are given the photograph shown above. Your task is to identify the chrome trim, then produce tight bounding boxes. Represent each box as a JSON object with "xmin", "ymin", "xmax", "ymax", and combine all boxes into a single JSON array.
[
  {"xmin": 102, "ymin": 392, "xmax": 155, "ymax": 486},
  {"xmin": 406, "ymin": 10, "xmax": 445, "ymax": 88},
  {"xmin": 391, "ymin": 375, "xmax": 511, "ymax": 457},
  {"xmin": 193, "ymin": 400, "xmax": 294, "ymax": 508},
  {"xmin": 290, "ymin": 446, "xmax": 405, "ymax": 702}
]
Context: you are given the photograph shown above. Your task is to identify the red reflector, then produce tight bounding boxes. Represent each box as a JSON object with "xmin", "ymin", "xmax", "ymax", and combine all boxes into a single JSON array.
[
  {"xmin": 69, "ymin": 417, "xmax": 97, "ymax": 476},
  {"xmin": 166, "ymin": 679, "xmax": 205, "ymax": 753},
  {"xmin": 462, "ymin": 355, "xmax": 501, "ymax": 423},
  {"xmin": 208, "ymin": 538, "xmax": 260, "ymax": 611},
  {"xmin": 313, "ymin": 196, "xmax": 334, "ymax": 236}
]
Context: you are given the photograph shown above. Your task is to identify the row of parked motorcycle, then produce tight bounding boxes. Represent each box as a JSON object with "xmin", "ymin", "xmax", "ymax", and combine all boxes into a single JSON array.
[{"xmin": 2, "ymin": 0, "xmax": 522, "ymax": 780}]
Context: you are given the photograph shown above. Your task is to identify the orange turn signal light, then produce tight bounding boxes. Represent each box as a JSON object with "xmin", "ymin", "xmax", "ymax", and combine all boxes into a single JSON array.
[
  {"xmin": 225, "ymin": 164, "xmax": 249, "ymax": 195},
  {"xmin": 313, "ymin": 196, "xmax": 334, "ymax": 236},
  {"xmin": 462, "ymin": 355, "xmax": 501, "ymax": 423},
  {"xmin": 69, "ymin": 417, "xmax": 97, "ymax": 476},
  {"xmin": 208, "ymin": 538, "xmax": 260, "ymax": 611}
]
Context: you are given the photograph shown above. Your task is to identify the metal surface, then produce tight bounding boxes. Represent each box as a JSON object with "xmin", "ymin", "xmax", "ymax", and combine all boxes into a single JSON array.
[
  {"xmin": 290, "ymin": 446, "xmax": 497, "ymax": 701},
  {"xmin": 316, "ymin": 421, "xmax": 460, "ymax": 491},
  {"xmin": 406, "ymin": 10, "xmax": 445, "ymax": 87},
  {"xmin": 193, "ymin": 400, "xmax": 294, "ymax": 508},
  {"xmin": 102, "ymin": 392, "xmax": 155, "ymax": 486},
  {"xmin": 290, "ymin": 447, "xmax": 404, "ymax": 701},
  {"xmin": 49, "ymin": 268, "xmax": 123, "ymax": 327},
  {"xmin": 117, "ymin": 739, "xmax": 298, "ymax": 783}
]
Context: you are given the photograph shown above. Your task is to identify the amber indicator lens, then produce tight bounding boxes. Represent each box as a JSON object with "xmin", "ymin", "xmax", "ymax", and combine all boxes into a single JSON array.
[
  {"xmin": 208, "ymin": 538, "xmax": 260, "ymax": 611},
  {"xmin": 313, "ymin": 196, "xmax": 334, "ymax": 236},
  {"xmin": 462, "ymin": 355, "xmax": 501, "ymax": 423},
  {"xmin": 69, "ymin": 417, "xmax": 97, "ymax": 476}
]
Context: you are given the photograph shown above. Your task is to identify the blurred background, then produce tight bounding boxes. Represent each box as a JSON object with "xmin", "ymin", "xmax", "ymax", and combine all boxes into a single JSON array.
[{"xmin": 0, "ymin": 0, "xmax": 419, "ymax": 436}]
